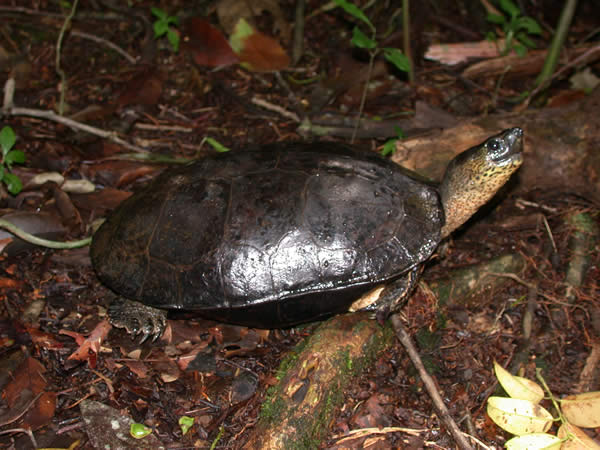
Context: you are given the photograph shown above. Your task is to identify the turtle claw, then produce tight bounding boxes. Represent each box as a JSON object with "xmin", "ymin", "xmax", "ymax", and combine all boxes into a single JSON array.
[{"xmin": 108, "ymin": 299, "xmax": 167, "ymax": 343}]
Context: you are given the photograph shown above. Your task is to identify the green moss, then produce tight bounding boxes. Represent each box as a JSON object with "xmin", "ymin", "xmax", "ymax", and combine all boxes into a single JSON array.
[
  {"xmin": 430, "ymin": 280, "xmax": 451, "ymax": 306},
  {"xmin": 259, "ymin": 334, "xmax": 312, "ymax": 424},
  {"xmin": 313, "ymin": 385, "xmax": 343, "ymax": 442},
  {"xmin": 320, "ymin": 381, "xmax": 343, "ymax": 425},
  {"xmin": 260, "ymin": 386, "xmax": 286, "ymax": 424},
  {"xmin": 281, "ymin": 380, "xmax": 344, "ymax": 450},
  {"xmin": 350, "ymin": 321, "xmax": 394, "ymax": 377},
  {"xmin": 274, "ymin": 335, "xmax": 309, "ymax": 380},
  {"xmin": 344, "ymin": 348, "xmax": 352, "ymax": 371},
  {"xmin": 275, "ymin": 353, "xmax": 298, "ymax": 381},
  {"xmin": 416, "ymin": 328, "xmax": 441, "ymax": 351},
  {"xmin": 255, "ymin": 318, "xmax": 396, "ymax": 446}
]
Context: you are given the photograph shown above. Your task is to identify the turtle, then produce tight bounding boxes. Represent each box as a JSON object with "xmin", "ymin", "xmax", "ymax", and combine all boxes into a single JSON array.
[{"xmin": 91, "ymin": 128, "xmax": 523, "ymax": 341}]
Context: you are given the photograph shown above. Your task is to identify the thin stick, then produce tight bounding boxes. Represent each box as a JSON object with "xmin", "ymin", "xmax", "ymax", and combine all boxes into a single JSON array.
[
  {"xmin": 351, "ymin": 52, "xmax": 375, "ymax": 144},
  {"xmin": 292, "ymin": 0, "xmax": 306, "ymax": 65},
  {"xmin": 402, "ymin": 0, "xmax": 414, "ymax": 83},
  {"xmin": 251, "ymin": 96, "xmax": 300, "ymax": 122},
  {"xmin": 55, "ymin": 0, "xmax": 79, "ymax": 115},
  {"xmin": 72, "ymin": 30, "xmax": 137, "ymax": 64},
  {"xmin": 3, "ymin": 105, "xmax": 150, "ymax": 154},
  {"xmin": 391, "ymin": 315, "xmax": 474, "ymax": 450}
]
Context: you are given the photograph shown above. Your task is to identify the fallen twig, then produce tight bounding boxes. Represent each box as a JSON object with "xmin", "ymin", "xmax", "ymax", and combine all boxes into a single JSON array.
[{"xmin": 391, "ymin": 315, "xmax": 474, "ymax": 450}]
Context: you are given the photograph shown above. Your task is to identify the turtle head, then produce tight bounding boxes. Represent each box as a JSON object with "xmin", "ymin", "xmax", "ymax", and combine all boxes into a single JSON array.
[{"xmin": 439, "ymin": 127, "xmax": 523, "ymax": 238}]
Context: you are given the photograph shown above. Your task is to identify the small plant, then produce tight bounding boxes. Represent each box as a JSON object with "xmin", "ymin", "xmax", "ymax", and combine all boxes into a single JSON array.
[
  {"xmin": 486, "ymin": 0, "xmax": 542, "ymax": 56},
  {"xmin": 380, "ymin": 126, "xmax": 405, "ymax": 156},
  {"xmin": 333, "ymin": 0, "xmax": 410, "ymax": 144},
  {"xmin": 151, "ymin": 7, "xmax": 180, "ymax": 52},
  {"xmin": 333, "ymin": 0, "xmax": 410, "ymax": 74},
  {"xmin": 0, "ymin": 126, "xmax": 26, "ymax": 195}
]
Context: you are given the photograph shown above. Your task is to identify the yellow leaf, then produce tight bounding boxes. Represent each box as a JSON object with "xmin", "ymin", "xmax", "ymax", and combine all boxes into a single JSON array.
[
  {"xmin": 494, "ymin": 361, "xmax": 544, "ymax": 403},
  {"xmin": 505, "ymin": 433, "xmax": 562, "ymax": 450},
  {"xmin": 487, "ymin": 396, "xmax": 553, "ymax": 436},
  {"xmin": 558, "ymin": 422, "xmax": 600, "ymax": 448},
  {"xmin": 561, "ymin": 391, "xmax": 600, "ymax": 428}
]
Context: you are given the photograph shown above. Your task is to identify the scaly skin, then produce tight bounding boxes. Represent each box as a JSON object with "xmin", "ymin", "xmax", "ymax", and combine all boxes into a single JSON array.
[{"xmin": 439, "ymin": 127, "xmax": 523, "ymax": 238}]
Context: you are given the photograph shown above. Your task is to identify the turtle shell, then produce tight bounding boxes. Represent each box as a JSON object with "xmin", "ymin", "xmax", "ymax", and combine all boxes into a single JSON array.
[{"xmin": 91, "ymin": 142, "xmax": 444, "ymax": 328}]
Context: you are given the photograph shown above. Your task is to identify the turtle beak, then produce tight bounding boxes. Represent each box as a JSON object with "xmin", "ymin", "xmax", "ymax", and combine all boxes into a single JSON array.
[
  {"xmin": 489, "ymin": 127, "xmax": 523, "ymax": 166},
  {"xmin": 504, "ymin": 127, "xmax": 524, "ymax": 159}
]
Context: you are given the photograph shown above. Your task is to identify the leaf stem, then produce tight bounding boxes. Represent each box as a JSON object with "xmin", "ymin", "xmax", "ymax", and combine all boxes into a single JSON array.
[{"xmin": 0, "ymin": 219, "xmax": 92, "ymax": 249}]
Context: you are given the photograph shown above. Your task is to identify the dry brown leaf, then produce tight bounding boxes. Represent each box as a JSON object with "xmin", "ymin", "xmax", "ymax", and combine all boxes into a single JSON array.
[
  {"xmin": 23, "ymin": 391, "xmax": 56, "ymax": 431},
  {"xmin": 3, "ymin": 357, "xmax": 47, "ymax": 407},
  {"xmin": 231, "ymin": 20, "xmax": 290, "ymax": 72},
  {"xmin": 61, "ymin": 320, "xmax": 111, "ymax": 368},
  {"xmin": 183, "ymin": 17, "xmax": 238, "ymax": 67}
]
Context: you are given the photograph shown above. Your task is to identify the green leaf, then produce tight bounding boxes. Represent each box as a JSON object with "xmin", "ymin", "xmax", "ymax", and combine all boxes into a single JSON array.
[
  {"xmin": 516, "ymin": 16, "xmax": 542, "ymax": 34},
  {"xmin": 130, "ymin": 422, "xmax": 152, "ymax": 439},
  {"xmin": 179, "ymin": 416, "xmax": 194, "ymax": 435},
  {"xmin": 485, "ymin": 31, "xmax": 497, "ymax": 42},
  {"xmin": 167, "ymin": 29, "xmax": 180, "ymax": 52},
  {"xmin": 499, "ymin": 0, "xmax": 520, "ymax": 18},
  {"xmin": 5, "ymin": 150, "xmax": 25, "ymax": 166},
  {"xmin": 351, "ymin": 27, "xmax": 376, "ymax": 49},
  {"xmin": 486, "ymin": 13, "xmax": 506, "ymax": 25},
  {"xmin": 514, "ymin": 43, "xmax": 527, "ymax": 57},
  {"xmin": 3, "ymin": 172, "xmax": 23, "ymax": 195},
  {"xmin": 153, "ymin": 21, "xmax": 168, "ymax": 37},
  {"xmin": 166, "ymin": 16, "xmax": 179, "ymax": 26},
  {"xmin": 205, "ymin": 137, "xmax": 230, "ymax": 153},
  {"xmin": 0, "ymin": 126, "xmax": 16, "ymax": 156},
  {"xmin": 516, "ymin": 32, "xmax": 536, "ymax": 49},
  {"xmin": 151, "ymin": 7, "xmax": 167, "ymax": 21},
  {"xmin": 380, "ymin": 139, "xmax": 397, "ymax": 156},
  {"xmin": 383, "ymin": 48, "xmax": 410, "ymax": 72},
  {"xmin": 332, "ymin": 0, "xmax": 374, "ymax": 32}
]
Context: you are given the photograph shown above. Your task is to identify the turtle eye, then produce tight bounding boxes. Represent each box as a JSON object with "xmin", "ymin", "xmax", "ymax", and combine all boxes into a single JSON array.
[
  {"xmin": 487, "ymin": 139, "xmax": 501, "ymax": 151},
  {"xmin": 487, "ymin": 138, "xmax": 508, "ymax": 161}
]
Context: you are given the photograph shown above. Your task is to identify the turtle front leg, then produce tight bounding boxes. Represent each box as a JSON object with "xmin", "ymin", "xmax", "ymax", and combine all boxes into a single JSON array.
[
  {"xmin": 374, "ymin": 267, "xmax": 421, "ymax": 324},
  {"xmin": 349, "ymin": 267, "xmax": 421, "ymax": 325},
  {"xmin": 109, "ymin": 298, "xmax": 167, "ymax": 343}
]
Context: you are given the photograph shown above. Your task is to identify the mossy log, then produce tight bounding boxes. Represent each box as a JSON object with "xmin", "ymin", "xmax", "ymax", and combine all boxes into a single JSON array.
[
  {"xmin": 428, "ymin": 253, "xmax": 526, "ymax": 308},
  {"xmin": 242, "ymin": 312, "xmax": 394, "ymax": 449}
]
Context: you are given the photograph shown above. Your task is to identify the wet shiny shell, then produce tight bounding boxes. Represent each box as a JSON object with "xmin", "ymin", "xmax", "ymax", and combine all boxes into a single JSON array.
[{"xmin": 91, "ymin": 143, "xmax": 444, "ymax": 328}]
